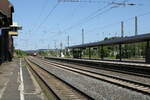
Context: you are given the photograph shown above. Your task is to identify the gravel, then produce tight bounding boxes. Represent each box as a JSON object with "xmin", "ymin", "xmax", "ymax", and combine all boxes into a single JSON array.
[
  {"xmin": 31, "ymin": 57, "xmax": 150, "ymax": 100},
  {"xmin": 45, "ymin": 59, "xmax": 150, "ymax": 85}
]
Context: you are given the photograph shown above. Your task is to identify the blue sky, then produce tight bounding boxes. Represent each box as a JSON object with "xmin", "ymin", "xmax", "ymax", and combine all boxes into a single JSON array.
[{"xmin": 10, "ymin": 0, "xmax": 150, "ymax": 50}]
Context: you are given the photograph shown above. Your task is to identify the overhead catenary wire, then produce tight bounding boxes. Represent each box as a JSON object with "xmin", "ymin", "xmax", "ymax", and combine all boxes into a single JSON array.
[
  {"xmin": 54, "ymin": 6, "xmax": 117, "ymax": 39},
  {"xmin": 53, "ymin": 1, "xmax": 147, "ymax": 46},
  {"xmin": 59, "ymin": 0, "xmax": 136, "ymax": 33},
  {"xmin": 36, "ymin": 0, "xmax": 138, "ymax": 48},
  {"xmin": 36, "ymin": 0, "xmax": 118, "ymax": 39},
  {"xmin": 38, "ymin": 0, "xmax": 49, "ymax": 20},
  {"xmin": 32, "ymin": 2, "xmax": 60, "ymax": 34},
  {"xmin": 78, "ymin": 6, "xmax": 117, "ymax": 26},
  {"xmin": 58, "ymin": 0, "xmax": 115, "ymax": 3},
  {"xmin": 86, "ymin": 10, "xmax": 150, "ymax": 34},
  {"xmin": 53, "ymin": 0, "xmax": 135, "ymax": 37},
  {"xmin": 51, "ymin": 3, "xmax": 113, "ymax": 39},
  {"xmin": 29, "ymin": 0, "xmax": 49, "ymax": 32},
  {"xmin": 62, "ymin": 3, "xmax": 112, "ymax": 32}
]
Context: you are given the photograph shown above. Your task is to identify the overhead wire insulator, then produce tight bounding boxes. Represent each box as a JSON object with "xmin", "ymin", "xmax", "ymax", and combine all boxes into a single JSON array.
[{"xmin": 128, "ymin": 3, "xmax": 136, "ymax": 6}]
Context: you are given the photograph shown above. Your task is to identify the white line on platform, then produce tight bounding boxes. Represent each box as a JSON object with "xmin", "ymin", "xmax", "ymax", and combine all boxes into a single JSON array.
[{"xmin": 20, "ymin": 58, "xmax": 25, "ymax": 100}]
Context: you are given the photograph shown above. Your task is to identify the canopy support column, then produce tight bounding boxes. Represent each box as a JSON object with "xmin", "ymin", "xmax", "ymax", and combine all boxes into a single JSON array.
[
  {"xmin": 89, "ymin": 47, "xmax": 91, "ymax": 59},
  {"xmin": 79, "ymin": 48, "xmax": 82, "ymax": 59},
  {"xmin": 119, "ymin": 44, "xmax": 122, "ymax": 61},
  {"xmin": 98, "ymin": 46, "xmax": 101, "ymax": 59},
  {"xmin": 146, "ymin": 40, "xmax": 150, "ymax": 63},
  {"xmin": 101, "ymin": 45, "xmax": 104, "ymax": 60}
]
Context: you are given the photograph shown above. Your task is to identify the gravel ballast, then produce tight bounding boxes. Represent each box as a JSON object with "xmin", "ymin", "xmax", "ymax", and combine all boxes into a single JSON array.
[{"xmin": 31, "ymin": 57, "xmax": 150, "ymax": 100}]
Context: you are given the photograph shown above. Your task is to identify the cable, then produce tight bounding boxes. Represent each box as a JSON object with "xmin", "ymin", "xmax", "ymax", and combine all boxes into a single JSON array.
[
  {"xmin": 45, "ymin": 0, "xmax": 133, "ymax": 39},
  {"xmin": 41, "ymin": 0, "xmax": 119, "ymax": 39},
  {"xmin": 59, "ymin": 0, "xmax": 120, "ymax": 33},
  {"xmin": 58, "ymin": 0, "xmax": 110, "ymax": 3},
  {"xmin": 52, "ymin": 5, "xmax": 115, "ymax": 39},
  {"xmin": 47, "ymin": 4, "xmax": 111, "ymax": 39},
  {"xmin": 29, "ymin": 0, "xmax": 49, "ymax": 34},
  {"xmin": 32, "ymin": 2, "xmax": 60, "ymax": 34},
  {"xmin": 38, "ymin": 0, "xmax": 49, "ymax": 20},
  {"xmin": 79, "ymin": 6, "xmax": 116, "ymax": 26},
  {"xmin": 61, "ymin": 4, "xmax": 112, "ymax": 32},
  {"xmin": 87, "ymin": 10, "xmax": 150, "ymax": 34}
]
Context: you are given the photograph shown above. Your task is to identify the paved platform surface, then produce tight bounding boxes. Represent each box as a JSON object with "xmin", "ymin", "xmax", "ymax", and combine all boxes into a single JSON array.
[{"xmin": 0, "ymin": 58, "xmax": 45, "ymax": 100}]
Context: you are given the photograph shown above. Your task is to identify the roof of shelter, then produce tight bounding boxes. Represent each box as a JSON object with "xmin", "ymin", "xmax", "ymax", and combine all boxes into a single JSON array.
[{"xmin": 67, "ymin": 33, "xmax": 150, "ymax": 49}]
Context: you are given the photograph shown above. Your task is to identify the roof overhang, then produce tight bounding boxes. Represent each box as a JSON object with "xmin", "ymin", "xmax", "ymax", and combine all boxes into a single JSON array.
[
  {"xmin": 67, "ymin": 33, "xmax": 150, "ymax": 49},
  {"xmin": 9, "ymin": 22, "xmax": 22, "ymax": 36}
]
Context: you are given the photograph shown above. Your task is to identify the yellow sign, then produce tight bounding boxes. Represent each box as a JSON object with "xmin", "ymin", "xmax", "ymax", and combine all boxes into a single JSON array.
[{"xmin": 8, "ymin": 31, "xmax": 18, "ymax": 36}]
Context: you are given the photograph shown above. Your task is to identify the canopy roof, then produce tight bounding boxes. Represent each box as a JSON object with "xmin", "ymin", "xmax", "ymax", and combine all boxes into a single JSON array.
[{"xmin": 68, "ymin": 33, "xmax": 150, "ymax": 49}]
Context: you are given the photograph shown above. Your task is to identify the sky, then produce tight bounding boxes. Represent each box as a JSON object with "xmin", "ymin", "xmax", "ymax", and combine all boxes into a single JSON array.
[{"xmin": 9, "ymin": 0, "xmax": 150, "ymax": 50}]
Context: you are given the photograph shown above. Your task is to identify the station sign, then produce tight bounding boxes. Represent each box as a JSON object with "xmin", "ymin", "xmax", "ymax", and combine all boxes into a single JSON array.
[
  {"xmin": 9, "ymin": 22, "xmax": 22, "ymax": 36},
  {"xmin": 8, "ymin": 31, "xmax": 18, "ymax": 36}
]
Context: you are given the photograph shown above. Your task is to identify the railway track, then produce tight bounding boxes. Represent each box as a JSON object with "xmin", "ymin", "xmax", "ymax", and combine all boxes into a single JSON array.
[
  {"xmin": 31, "ymin": 57, "xmax": 150, "ymax": 96},
  {"xmin": 45, "ymin": 57, "xmax": 150, "ymax": 77},
  {"xmin": 25, "ymin": 58, "xmax": 94, "ymax": 100},
  {"xmin": 44, "ymin": 57, "xmax": 150, "ymax": 78}
]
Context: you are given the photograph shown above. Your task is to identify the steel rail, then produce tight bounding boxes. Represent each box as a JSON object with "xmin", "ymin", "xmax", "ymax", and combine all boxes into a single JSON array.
[
  {"xmin": 45, "ymin": 57, "xmax": 150, "ymax": 78},
  {"xmin": 26, "ymin": 57, "xmax": 94, "ymax": 100},
  {"xmin": 34, "ymin": 57, "xmax": 150, "ymax": 96},
  {"xmin": 41, "ymin": 58, "xmax": 150, "ymax": 86},
  {"xmin": 25, "ymin": 58, "xmax": 61, "ymax": 100}
]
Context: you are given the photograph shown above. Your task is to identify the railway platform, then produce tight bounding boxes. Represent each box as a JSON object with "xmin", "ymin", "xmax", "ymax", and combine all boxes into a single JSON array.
[{"xmin": 0, "ymin": 58, "xmax": 45, "ymax": 100}]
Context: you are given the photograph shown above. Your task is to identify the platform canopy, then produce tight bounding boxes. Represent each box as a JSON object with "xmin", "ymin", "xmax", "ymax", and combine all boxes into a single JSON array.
[
  {"xmin": 67, "ymin": 33, "xmax": 150, "ymax": 49},
  {"xmin": 9, "ymin": 22, "xmax": 22, "ymax": 36}
]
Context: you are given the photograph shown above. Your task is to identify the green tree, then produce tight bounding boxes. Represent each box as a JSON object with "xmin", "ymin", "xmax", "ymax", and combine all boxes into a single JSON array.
[{"xmin": 15, "ymin": 49, "xmax": 27, "ymax": 58}]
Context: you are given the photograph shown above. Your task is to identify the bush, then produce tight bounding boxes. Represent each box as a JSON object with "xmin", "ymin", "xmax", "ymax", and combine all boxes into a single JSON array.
[{"xmin": 15, "ymin": 49, "xmax": 27, "ymax": 58}]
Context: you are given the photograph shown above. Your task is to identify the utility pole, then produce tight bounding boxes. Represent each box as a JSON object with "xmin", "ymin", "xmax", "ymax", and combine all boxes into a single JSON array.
[
  {"xmin": 60, "ymin": 42, "xmax": 63, "ymax": 50},
  {"xmin": 60, "ymin": 42, "xmax": 63, "ymax": 57},
  {"xmin": 48, "ymin": 44, "xmax": 49, "ymax": 50},
  {"xmin": 121, "ymin": 21, "xmax": 124, "ymax": 37},
  {"xmin": 34, "ymin": 44, "xmax": 37, "ymax": 50},
  {"xmin": 54, "ymin": 40, "xmax": 56, "ymax": 50},
  {"xmin": 135, "ymin": 16, "xmax": 138, "ymax": 36},
  {"xmin": 135, "ymin": 16, "xmax": 138, "ymax": 57},
  {"xmin": 54, "ymin": 40, "xmax": 57, "ymax": 57},
  {"xmin": 67, "ymin": 35, "xmax": 70, "ymax": 57},
  {"xmin": 67, "ymin": 35, "xmax": 70, "ymax": 47},
  {"xmin": 48, "ymin": 44, "xmax": 50, "ymax": 56},
  {"xmin": 82, "ymin": 28, "xmax": 84, "ymax": 44}
]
